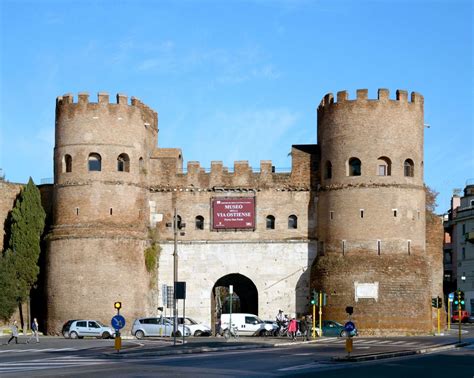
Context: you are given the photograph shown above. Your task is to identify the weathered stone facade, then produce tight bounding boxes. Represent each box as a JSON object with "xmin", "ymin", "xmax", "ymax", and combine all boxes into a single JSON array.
[{"xmin": 0, "ymin": 88, "xmax": 442, "ymax": 335}]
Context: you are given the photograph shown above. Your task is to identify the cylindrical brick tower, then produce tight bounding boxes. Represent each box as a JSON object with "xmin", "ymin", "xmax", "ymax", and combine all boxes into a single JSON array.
[
  {"xmin": 45, "ymin": 92, "xmax": 157, "ymax": 334},
  {"xmin": 312, "ymin": 89, "xmax": 431, "ymax": 335}
]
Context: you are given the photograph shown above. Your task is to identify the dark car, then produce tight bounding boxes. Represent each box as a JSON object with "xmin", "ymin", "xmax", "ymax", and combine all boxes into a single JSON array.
[
  {"xmin": 61, "ymin": 319, "xmax": 78, "ymax": 338},
  {"xmin": 315, "ymin": 320, "xmax": 357, "ymax": 337}
]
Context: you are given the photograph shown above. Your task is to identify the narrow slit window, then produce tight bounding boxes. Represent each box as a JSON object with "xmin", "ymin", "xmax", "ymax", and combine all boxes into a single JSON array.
[
  {"xmin": 360, "ymin": 209, "xmax": 364, "ymax": 218},
  {"xmin": 266, "ymin": 215, "xmax": 275, "ymax": 230},
  {"xmin": 110, "ymin": 208, "xmax": 113, "ymax": 215},
  {"xmin": 404, "ymin": 159, "xmax": 414, "ymax": 177},
  {"xmin": 377, "ymin": 240, "xmax": 381, "ymax": 255},
  {"xmin": 342, "ymin": 240, "xmax": 346, "ymax": 255},
  {"xmin": 195, "ymin": 215, "xmax": 204, "ymax": 230},
  {"xmin": 330, "ymin": 211, "xmax": 334, "ymax": 220},
  {"xmin": 76, "ymin": 208, "xmax": 79, "ymax": 216},
  {"xmin": 393, "ymin": 209, "xmax": 398, "ymax": 217},
  {"xmin": 407, "ymin": 240, "xmax": 411, "ymax": 255},
  {"xmin": 64, "ymin": 154, "xmax": 72, "ymax": 173},
  {"xmin": 288, "ymin": 215, "xmax": 298, "ymax": 229}
]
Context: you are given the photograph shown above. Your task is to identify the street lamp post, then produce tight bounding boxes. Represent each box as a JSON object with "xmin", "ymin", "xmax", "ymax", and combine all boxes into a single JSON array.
[
  {"xmin": 173, "ymin": 208, "xmax": 178, "ymax": 346},
  {"xmin": 458, "ymin": 274, "xmax": 466, "ymax": 343}
]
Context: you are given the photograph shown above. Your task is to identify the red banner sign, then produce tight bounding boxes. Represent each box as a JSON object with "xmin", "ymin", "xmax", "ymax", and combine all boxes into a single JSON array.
[{"xmin": 212, "ymin": 198, "xmax": 255, "ymax": 230}]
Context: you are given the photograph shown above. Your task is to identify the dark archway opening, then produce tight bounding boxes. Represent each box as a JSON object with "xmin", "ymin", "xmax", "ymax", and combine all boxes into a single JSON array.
[{"xmin": 211, "ymin": 273, "xmax": 258, "ymax": 335}]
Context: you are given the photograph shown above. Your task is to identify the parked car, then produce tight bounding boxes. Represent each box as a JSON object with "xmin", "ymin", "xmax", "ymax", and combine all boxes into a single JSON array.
[
  {"xmin": 62, "ymin": 319, "xmax": 78, "ymax": 338},
  {"xmin": 220, "ymin": 313, "xmax": 273, "ymax": 336},
  {"xmin": 131, "ymin": 317, "xmax": 191, "ymax": 339},
  {"xmin": 452, "ymin": 310, "xmax": 470, "ymax": 323},
  {"xmin": 315, "ymin": 320, "xmax": 357, "ymax": 337},
  {"xmin": 63, "ymin": 320, "xmax": 115, "ymax": 339},
  {"xmin": 164, "ymin": 316, "xmax": 211, "ymax": 336},
  {"xmin": 467, "ymin": 314, "xmax": 474, "ymax": 323},
  {"xmin": 263, "ymin": 320, "xmax": 279, "ymax": 336}
]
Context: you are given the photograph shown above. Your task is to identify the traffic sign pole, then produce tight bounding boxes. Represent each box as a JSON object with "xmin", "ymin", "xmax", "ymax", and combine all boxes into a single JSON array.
[{"xmin": 318, "ymin": 292, "xmax": 322, "ymax": 338}]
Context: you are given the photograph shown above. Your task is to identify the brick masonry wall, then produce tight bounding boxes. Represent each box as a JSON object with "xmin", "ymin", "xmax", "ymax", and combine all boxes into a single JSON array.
[
  {"xmin": 311, "ymin": 253, "xmax": 432, "ymax": 335},
  {"xmin": 0, "ymin": 181, "xmax": 23, "ymax": 252}
]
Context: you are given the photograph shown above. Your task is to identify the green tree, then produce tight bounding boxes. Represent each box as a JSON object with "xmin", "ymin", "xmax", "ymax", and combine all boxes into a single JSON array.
[{"xmin": 0, "ymin": 178, "xmax": 45, "ymax": 322}]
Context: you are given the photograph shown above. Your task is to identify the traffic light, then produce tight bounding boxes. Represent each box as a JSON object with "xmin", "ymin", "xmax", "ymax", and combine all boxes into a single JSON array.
[
  {"xmin": 437, "ymin": 296, "xmax": 442, "ymax": 309},
  {"xmin": 431, "ymin": 297, "xmax": 437, "ymax": 308},
  {"xmin": 346, "ymin": 306, "xmax": 354, "ymax": 315},
  {"xmin": 114, "ymin": 301, "xmax": 122, "ymax": 310},
  {"xmin": 310, "ymin": 290, "xmax": 317, "ymax": 305},
  {"xmin": 459, "ymin": 290, "xmax": 465, "ymax": 307}
]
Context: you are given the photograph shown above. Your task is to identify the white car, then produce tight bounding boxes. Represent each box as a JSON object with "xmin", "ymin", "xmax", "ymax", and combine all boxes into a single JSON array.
[
  {"xmin": 65, "ymin": 320, "xmax": 115, "ymax": 339},
  {"xmin": 165, "ymin": 317, "xmax": 212, "ymax": 337},
  {"xmin": 220, "ymin": 313, "xmax": 273, "ymax": 336},
  {"xmin": 131, "ymin": 317, "xmax": 191, "ymax": 339}
]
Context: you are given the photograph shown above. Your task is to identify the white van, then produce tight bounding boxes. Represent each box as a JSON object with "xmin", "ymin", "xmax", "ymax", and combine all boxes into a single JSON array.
[{"xmin": 220, "ymin": 313, "xmax": 273, "ymax": 336}]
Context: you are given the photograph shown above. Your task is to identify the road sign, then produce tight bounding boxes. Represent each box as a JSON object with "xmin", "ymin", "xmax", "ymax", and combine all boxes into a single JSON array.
[
  {"xmin": 111, "ymin": 315, "xmax": 126, "ymax": 330},
  {"xmin": 344, "ymin": 321, "xmax": 355, "ymax": 332},
  {"xmin": 448, "ymin": 292, "xmax": 454, "ymax": 300}
]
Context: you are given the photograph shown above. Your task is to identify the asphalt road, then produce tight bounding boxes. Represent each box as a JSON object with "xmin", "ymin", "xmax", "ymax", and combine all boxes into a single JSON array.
[{"xmin": 0, "ymin": 327, "xmax": 472, "ymax": 377}]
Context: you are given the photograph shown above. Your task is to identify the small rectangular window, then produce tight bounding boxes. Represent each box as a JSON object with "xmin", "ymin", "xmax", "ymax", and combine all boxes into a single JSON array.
[
  {"xmin": 407, "ymin": 240, "xmax": 411, "ymax": 255},
  {"xmin": 377, "ymin": 240, "xmax": 381, "ymax": 255},
  {"xmin": 76, "ymin": 208, "xmax": 79, "ymax": 216},
  {"xmin": 462, "ymin": 247, "xmax": 466, "ymax": 260},
  {"xmin": 110, "ymin": 208, "xmax": 113, "ymax": 215},
  {"xmin": 330, "ymin": 211, "xmax": 334, "ymax": 220},
  {"xmin": 360, "ymin": 209, "xmax": 364, "ymax": 218},
  {"xmin": 393, "ymin": 209, "xmax": 398, "ymax": 217},
  {"xmin": 462, "ymin": 224, "xmax": 466, "ymax": 234},
  {"xmin": 342, "ymin": 240, "xmax": 346, "ymax": 255}
]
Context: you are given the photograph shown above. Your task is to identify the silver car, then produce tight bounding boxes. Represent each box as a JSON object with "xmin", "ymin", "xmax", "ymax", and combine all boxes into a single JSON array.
[
  {"xmin": 66, "ymin": 320, "xmax": 115, "ymax": 339},
  {"xmin": 131, "ymin": 317, "xmax": 191, "ymax": 339}
]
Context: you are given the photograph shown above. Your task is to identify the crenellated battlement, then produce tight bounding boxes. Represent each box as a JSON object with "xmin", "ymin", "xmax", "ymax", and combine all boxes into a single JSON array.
[
  {"xmin": 56, "ymin": 92, "xmax": 158, "ymax": 131},
  {"xmin": 149, "ymin": 151, "xmax": 315, "ymax": 191},
  {"xmin": 318, "ymin": 88, "xmax": 424, "ymax": 113}
]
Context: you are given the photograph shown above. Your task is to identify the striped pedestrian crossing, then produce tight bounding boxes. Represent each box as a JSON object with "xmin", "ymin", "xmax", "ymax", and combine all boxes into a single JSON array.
[{"xmin": 0, "ymin": 355, "xmax": 113, "ymax": 374}]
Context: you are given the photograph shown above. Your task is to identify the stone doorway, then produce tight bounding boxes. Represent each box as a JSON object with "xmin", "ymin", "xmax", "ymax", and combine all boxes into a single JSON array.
[{"xmin": 211, "ymin": 273, "xmax": 258, "ymax": 335}]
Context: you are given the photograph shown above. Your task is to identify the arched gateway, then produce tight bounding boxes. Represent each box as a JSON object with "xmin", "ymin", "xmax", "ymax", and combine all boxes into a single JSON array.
[{"xmin": 211, "ymin": 274, "xmax": 258, "ymax": 334}]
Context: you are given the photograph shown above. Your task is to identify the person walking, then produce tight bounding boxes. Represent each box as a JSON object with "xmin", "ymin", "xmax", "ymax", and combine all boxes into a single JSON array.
[
  {"xmin": 7, "ymin": 320, "xmax": 19, "ymax": 344},
  {"xmin": 300, "ymin": 315, "xmax": 308, "ymax": 341},
  {"xmin": 288, "ymin": 315, "xmax": 298, "ymax": 340},
  {"xmin": 27, "ymin": 318, "xmax": 40, "ymax": 344}
]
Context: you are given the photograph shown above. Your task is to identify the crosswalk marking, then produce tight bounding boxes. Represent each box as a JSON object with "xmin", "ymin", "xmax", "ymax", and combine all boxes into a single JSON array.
[
  {"xmin": 0, "ymin": 355, "xmax": 113, "ymax": 374},
  {"xmin": 0, "ymin": 347, "xmax": 77, "ymax": 354}
]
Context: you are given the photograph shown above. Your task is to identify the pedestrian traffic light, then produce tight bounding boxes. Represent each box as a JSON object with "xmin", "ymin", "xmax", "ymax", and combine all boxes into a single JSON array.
[{"xmin": 114, "ymin": 301, "xmax": 122, "ymax": 310}]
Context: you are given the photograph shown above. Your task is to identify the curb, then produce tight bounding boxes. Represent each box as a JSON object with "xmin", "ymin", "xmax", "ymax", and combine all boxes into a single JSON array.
[
  {"xmin": 332, "ymin": 342, "xmax": 471, "ymax": 362},
  {"xmin": 105, "ymin": 343, "xmax": 274, "ymax": 358}
]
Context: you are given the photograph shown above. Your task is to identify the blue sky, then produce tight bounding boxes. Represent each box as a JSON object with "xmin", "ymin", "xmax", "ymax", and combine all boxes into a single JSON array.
[{"xmin": 0, "ymin": 0, "xmax": 472, "ymax": 213}]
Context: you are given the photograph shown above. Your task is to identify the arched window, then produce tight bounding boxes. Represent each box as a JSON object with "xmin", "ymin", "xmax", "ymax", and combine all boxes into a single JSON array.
[
  {"xmin": 377, "ymin": 156, "xmax": 391, "ymax": 176},
  {"xmin": 117, "ymin": 153, "xmax": 130, "ymax": 172},
  {"xmin": 195, "ymin": 216, "xmax": 204, "ymax": 230},
  {"xmin": 266, "ymin": 215, "xmax": 275, "ymax": 230},
  {"xmin": 63, "ymin": 154, "xmax": 72, "ymax": 173},
  {"xmin": 88, "ymin": 153, "xmax": 101, "ymax": 172},
  {"xmin": 139, "ymin": 157, "xmax": 145, "ymax": 174},
  {"xmin": 288, "ymin": 214, "xmax": 298, "ymax": 229},
  {"xmin": 348, "ymin": 158, "xmax": 361, "ymax": 176},
  {"xmin": 404, "ymin": 159, "xmax": 414, "ymax": 177},
  {"xmin": 325, "ymin": 161, "xmax": 332, "ymax": 179}
]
